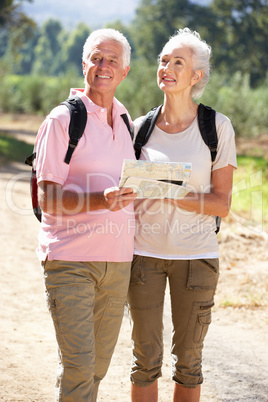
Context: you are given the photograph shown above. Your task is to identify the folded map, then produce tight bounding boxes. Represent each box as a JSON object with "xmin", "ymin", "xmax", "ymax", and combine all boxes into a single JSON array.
[{"xmin": 119, "ymin": 159, "xmax": 192, "ymax": 199}]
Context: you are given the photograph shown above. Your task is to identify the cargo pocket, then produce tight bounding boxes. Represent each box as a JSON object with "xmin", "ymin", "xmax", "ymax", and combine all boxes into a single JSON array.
[
  {"xmin": 46, "ymin": 284, "xmax": 95, "ymax": 354},
  {"xmin": 184, "ymin": 300, "xmax": 214, "ymax": 349},
  {"xmin": 187, "ymin": 259, "xmax": 219, "ymax": 291},
  {"xmin": 95, "ymin": 297, "xmax": 126, "ymax": 359}
]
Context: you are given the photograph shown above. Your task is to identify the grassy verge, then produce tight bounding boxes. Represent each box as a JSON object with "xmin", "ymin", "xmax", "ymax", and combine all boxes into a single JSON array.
[
  {"xmin": 0, "ymin": 133, "xmax": 33, "ymax": 165},
  {"xmin": 231, "ymin": 155, "xmax": 268, "ymax": 229}
]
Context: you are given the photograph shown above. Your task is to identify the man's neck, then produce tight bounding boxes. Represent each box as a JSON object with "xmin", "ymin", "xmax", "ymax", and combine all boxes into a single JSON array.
[{"xmin": 86, "ymin": 88, "xmax": 114, "ymax": 127}]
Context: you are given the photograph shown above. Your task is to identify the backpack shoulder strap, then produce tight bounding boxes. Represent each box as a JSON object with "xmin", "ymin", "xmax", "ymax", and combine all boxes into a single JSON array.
[
  {"xmin": 120, "ymin": 113, "xmax": 133, "ymax": 140},
  {"xmin": 197, "ymin": 103, "xmax": 217, "ymax": 162},
  {"xmin": 134, "ymin": 105, "xmax": 162, "ymax": 159},
  {"xmin": 198, "ymin": 103, "xmax": 221, "ymax": 233},
  {"xmin": 61, "ymin": 95, "xmax": 87, "ymax": 165}
]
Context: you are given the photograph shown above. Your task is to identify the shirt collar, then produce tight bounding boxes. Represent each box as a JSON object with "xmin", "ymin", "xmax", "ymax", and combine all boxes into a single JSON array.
[{"xmin": 69, "ymin": 88, "xmax": 128, "ymax": 116}]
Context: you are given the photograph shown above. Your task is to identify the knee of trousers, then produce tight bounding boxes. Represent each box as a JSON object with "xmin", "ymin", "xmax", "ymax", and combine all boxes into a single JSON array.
[
  {"xmin": 130, "ymin": 349, "xmax": 163, "ymax": 386},
  {"xmin": 129, "ymin": 305, "xmax": 164, "ymax": 386},
  {"xmin": 171, "ymin": 298, "xmax": 215, "ymax": 388},
  {"xmin": 171, "ymin": 347, "xmax": 204, "ymax": 388}
]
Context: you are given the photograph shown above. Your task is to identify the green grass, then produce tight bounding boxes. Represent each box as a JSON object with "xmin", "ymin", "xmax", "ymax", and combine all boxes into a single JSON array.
[
  {"xmin": 231, "ymin": 155, "xmax": 268, "ymax": 229},
  {"xmin": 0, "ymin": 133, "xmax": 33, "ymax": 164}
]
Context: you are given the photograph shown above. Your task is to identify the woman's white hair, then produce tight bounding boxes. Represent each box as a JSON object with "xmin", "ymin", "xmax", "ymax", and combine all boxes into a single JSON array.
[
  {"xmin": 82, "ymin": 28, "xmax": 131, "ymax": 68},
  {"xmin": 159, "ymin": 27, "xmax": 212, "ymax": 99}
]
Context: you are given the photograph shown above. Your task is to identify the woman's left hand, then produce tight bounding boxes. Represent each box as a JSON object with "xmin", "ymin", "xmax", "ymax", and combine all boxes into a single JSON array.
[{"xmin": 165, "ymin": 164, "xmax": 235, "ymax": 218}]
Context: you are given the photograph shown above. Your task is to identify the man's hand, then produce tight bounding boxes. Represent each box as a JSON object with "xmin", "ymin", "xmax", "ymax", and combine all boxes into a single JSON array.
[
  {"xmin": 38, "ymin": 181, "xmax": 137, "ymax": 214},
  {"xmin": 103, "ymin": 187, "xmax": 137, "ymax": 211}
]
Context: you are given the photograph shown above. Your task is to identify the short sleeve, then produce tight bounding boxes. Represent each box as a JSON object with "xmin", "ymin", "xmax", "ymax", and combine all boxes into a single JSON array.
[
  {"xmin": 35, "ymin": 105, "xmax": 71, "ymax": 185},
  {"xmin": 212, "ymin": 113, "xmax": 237, "ymax": 171}
]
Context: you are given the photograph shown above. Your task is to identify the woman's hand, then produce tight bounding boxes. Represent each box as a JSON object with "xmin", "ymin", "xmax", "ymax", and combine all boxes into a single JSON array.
[{"xmin": 165, "ymin": 164, "xmax": 235, "ymax": 218}]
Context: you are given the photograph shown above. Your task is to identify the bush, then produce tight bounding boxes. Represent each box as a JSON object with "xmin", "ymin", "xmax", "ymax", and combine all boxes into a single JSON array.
[
  {"xmin": 200, "ymin": 72, "xmax": 268, "ymax": 137},
  {"xmin": 116, "ymin": 59, "xmax": 163, "ymax": 119},
  {"xmin": 0, "ymin": 73, "xmax": 84, "ymax": 115},
  {"xmin": 0, "ymin": 70, "xmax": 267, "ymax": 137}
]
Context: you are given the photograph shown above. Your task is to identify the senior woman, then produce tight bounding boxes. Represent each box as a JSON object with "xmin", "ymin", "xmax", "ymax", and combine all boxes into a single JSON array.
[{"xmin": 128, "ymin": 28, "xmax": 237, "ymax": 401}]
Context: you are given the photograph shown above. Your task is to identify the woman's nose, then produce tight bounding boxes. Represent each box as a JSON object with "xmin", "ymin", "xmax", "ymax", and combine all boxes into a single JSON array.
[{"xmin": 164, "ymin": 61, "xmax": 172, "ymax": 70}]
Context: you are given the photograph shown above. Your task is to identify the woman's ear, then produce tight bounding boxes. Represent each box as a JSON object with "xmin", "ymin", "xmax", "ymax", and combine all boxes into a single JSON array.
[{"xmin": 191, "ymin": 70, "xmax": 203, "ymax": 85}]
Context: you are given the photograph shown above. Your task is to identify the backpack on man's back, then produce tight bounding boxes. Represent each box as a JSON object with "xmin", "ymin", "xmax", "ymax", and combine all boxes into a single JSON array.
[{"xmin": 25, "ymin": 96, "xmax": 88, "ymax": 222}]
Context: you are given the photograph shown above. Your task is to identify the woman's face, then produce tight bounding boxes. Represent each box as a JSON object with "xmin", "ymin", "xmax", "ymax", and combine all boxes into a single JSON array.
[{"xmin": 157, "ymin": 44, "xmax": 201, "ymax": 96}]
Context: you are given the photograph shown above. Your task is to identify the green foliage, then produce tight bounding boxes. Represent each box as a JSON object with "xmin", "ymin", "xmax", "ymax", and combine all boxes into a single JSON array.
[
  {"xmin": 0, "ymin": 0, "xmax": 33, "ymax": 28},
  {"xmin": 0, "ymin": 67, "xmax": 267, "ymax": 137},
  {"xmin": 209, "ymin": 0, "xmax": 268, "ymax": 86},
  {"xmin": 0, "ymin": 0, "xmax": 267, "ymax": 87},
  {"xmin": 0, "ymin": 73, "xmax": 84, "ymax": 114},
  {"xmin": 62, "ymin": 23, "xmax": 91, "ymax": 74},
  {"xmin": 130, "ymin": 0, "xmax": 189, "ymax": 62},
  {"xmin": 200, "ymin": 72, "xmax": 268, "ymax": 137},
  {"xmin": 116, "ymin": 59, "xmax": 163, "ymax": 119},
  {"xmin": 32, "ymin": 19, "xmax": 66, "ymax": 76},
  {"xmin": 0, "ymin": 0, "xmax": 267, "ymax": 138}
]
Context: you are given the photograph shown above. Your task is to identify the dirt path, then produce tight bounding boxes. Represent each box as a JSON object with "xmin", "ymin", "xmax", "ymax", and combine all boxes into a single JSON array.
[{"xmin": 1, "ymin": 159, "xmax": 267, "ymax": 401}]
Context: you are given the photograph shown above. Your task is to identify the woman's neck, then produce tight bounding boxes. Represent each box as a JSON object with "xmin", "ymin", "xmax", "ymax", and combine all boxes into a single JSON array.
[{"xmin": 157, "ymin": 95, "xmax": 198, "ymax": 134}]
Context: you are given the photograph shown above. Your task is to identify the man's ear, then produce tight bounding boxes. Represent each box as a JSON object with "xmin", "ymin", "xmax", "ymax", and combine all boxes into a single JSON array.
[
  {"xmin": 82, "ymin": 61, "xmax": 86, "ymax": 75},
  {"xmin": 122, "ymin": 65, "xmax": 130, "ymax": 80}
]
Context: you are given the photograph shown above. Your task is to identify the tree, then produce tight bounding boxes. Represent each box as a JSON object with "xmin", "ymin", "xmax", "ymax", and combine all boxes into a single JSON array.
[
  {"xmin": 33, "ymin": 19, "xmax": 66, "ymax": 75},
  {"xmin": 209, "ymin": 0, "xmax": 268, "ymax": 86},
  {"xmin": 62, "ymin": 22, "xmax": 91, "ymax": 75},
  {"xmin": 0, "ymin": 0, "xmax": 36, "ymax": 72},
  {"xmin": 105, "ymin": 20, "xmax": 136, "ymax": 57},
  {"xmin": 130, "ymin": 0, "xmax": 191, "ymax": 62}
]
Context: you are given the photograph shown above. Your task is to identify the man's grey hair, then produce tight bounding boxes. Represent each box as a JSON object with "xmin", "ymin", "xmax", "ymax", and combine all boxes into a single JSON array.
[{"xmin": 82, "ymin": 28, "xmax": 131, "ymax": 68}]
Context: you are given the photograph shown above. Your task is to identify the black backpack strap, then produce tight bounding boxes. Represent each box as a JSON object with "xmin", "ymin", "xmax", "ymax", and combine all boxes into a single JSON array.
[
  {"xmin": 61, "ymin": 95, "xmax": 87, "ymax": 165},
  {"xmin": 120, "ymin": 113, "xmax": 133, "ymax": 140},
  {"xmin": 198, "ymin": 103, "xmax": 221, "ymax": 233},
  {"xmin": 134, "ymin": 105, "xmax": 162, "ymax": 159},
  {"xmin": 198, "ymin": 103, "xmax": 217, "ymax": 162},
  {"xmin": 25, "ymin": 151, "xmax": 36, "ymax": 167}
]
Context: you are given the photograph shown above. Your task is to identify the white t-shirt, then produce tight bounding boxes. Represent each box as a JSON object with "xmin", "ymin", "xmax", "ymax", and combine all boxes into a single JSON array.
[{"xmin": 133, "ymin": 111, "xmax": 237, "ymax": 259}]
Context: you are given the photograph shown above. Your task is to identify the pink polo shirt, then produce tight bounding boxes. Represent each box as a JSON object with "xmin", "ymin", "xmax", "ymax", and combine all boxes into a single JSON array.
[{"xmin": 35, "ymin": 88, "xmax": 135, "ymax": 262}]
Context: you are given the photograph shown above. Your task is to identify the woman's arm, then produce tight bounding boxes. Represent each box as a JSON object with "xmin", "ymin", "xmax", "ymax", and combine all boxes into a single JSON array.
[
  {"xmin": 165, "ymin": 164, "xmax": 235, "ymax": 218},
  {"xmin": 38, "ymin": 181, "xmax": 137, "ymax": 215}
]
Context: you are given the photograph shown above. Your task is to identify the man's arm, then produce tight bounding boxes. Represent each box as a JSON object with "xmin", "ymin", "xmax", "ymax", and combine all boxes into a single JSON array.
[{"xmin": 38, "ymin": 181, "xmax": 137, "ymax": 215}]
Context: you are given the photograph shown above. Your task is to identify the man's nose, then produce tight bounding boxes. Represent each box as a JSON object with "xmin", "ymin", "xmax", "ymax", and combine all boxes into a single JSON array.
[{"xmin": 99, "ymin": 58, "xmax": 108, "ymax": 67}]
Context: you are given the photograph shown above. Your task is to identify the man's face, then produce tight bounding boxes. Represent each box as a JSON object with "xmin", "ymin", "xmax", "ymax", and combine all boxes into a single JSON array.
[{"xmin": 83, "ymin": 39, "xmax": 130, "ymax": 97}]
